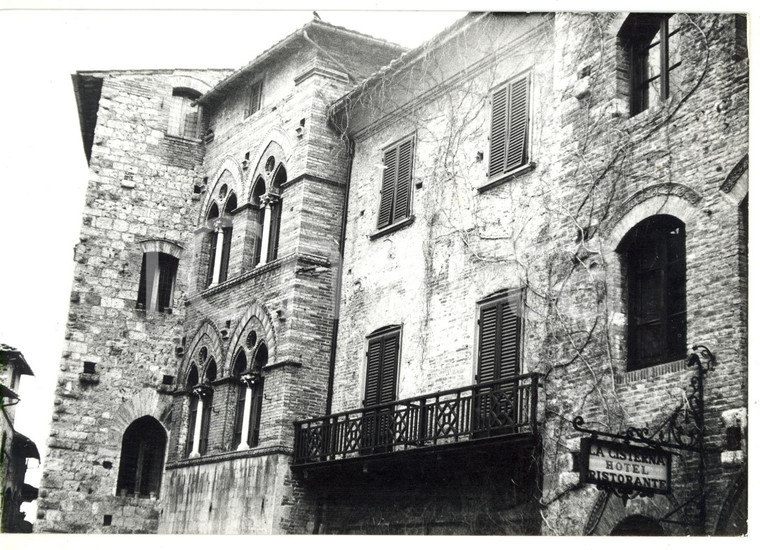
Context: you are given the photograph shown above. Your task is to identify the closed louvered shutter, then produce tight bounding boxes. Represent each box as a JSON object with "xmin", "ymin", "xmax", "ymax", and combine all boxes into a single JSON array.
[
  {"xmin": 377, "ymin": 147, "xmax": 398, "ymax": 229},
  {"xmin": 478, "ymin": 303, "xmax": 499, "ymax": 383},
  {"xmin": 233, "ymin": 383, "xmax": 246, "ymax": 448},
  {"xmin": 364, "ymin": 331, "xmax": 399, "ymax": 407},
  {"xmin": 477, "ymin": 294, "xmax": 521, "ymax": 383},
  {"xmin": 393, "ymin": 140, "xmax": 413, "ymax": 222},
  {"xmin": 489, "ymin": 75, "xmax": 530, "ymax": 177}
]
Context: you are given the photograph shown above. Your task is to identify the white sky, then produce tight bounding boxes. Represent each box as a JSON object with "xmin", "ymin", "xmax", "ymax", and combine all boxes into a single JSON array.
[{"xmin": 0, "ymin": 0, "xmax": 756, "ymax": 542}]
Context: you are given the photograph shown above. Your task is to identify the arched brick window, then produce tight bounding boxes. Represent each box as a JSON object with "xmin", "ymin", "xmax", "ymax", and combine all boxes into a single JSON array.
[
  {"xmin": 116, "ymin": 416, "xmax": 166, "ymax": 497},
  {"xmin": 621, "ymin": 215, "xmax": 686, "ymax": 371}
]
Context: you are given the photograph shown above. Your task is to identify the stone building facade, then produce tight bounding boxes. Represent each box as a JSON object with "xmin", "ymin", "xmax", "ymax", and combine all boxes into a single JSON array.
[{"xmin": 36, "ymin": 13, "xmax": 747, "ymax": 535}]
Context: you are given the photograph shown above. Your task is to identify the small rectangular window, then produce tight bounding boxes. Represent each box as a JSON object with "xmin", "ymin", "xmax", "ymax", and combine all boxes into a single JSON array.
[
  {"xmin": 489, "ymin": 74, "xmax": 531, "ymax": 179},
  {"xmin": 377, "ymin": 137, "xmax": 414, "ymax": 230},
  {"xmin": 246, "ymin": 81, "xmax": 263, "ymax": 118}
]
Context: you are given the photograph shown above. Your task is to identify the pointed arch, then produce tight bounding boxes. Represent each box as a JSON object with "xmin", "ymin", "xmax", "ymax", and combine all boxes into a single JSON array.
[
  {"xmin": 199, "ymin": 159, "xmax": 245, "ymax": 225},
  {"xmin": 226, "ymin": 300, "xmax": 278, "ymax": 367},
  {"xmin": 244, "ymin": 132, "xmax": 294, "ymax": 196},
  {"xmin": 182, "ymin": 319, "xmax": 225, "ymax": 380}
]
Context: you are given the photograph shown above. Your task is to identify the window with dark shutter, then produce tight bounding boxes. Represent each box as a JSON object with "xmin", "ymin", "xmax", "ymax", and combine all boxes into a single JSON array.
[
  {"xmin": 488, "ymin": 75, "xmax": 530, "ymax": 179},
  {"xmin": 364, "ymin": 329, "xmax": 400, "ymax": 407},
  {"xmin": 622, "ymin": 215, "xmax": 686, "ymax": 370},
  {"xmin": 362, "ymin": 327, "xmax": 400, "ymax": 454},
  {"xmin": 475, "ymin": 291, "xmax": 522, "ymax": 437},
  {"xmin": 377, "ymin": 138, "xmax": 414, "ymax": 230},
  {"xmin": 477, "ymin": 291, "xmax": 521, "ymax": 384}
]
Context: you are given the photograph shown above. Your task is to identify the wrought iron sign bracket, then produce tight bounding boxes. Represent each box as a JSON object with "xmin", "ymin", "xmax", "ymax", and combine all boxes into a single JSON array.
[{"xmin": 573, "ymin": 345, "xmax": 715, "ymax": 533}]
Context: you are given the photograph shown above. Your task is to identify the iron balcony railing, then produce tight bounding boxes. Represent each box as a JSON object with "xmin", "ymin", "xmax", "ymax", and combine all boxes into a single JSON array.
[{"xmin": 293, "ymin": 373, "xmax": 541, "ymax": 464}]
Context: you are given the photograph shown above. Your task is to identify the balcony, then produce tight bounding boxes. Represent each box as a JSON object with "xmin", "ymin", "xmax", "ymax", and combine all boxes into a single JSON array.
[{"xmin": 293, "ymin": 373, "xmax": 541, "ymax": 470}]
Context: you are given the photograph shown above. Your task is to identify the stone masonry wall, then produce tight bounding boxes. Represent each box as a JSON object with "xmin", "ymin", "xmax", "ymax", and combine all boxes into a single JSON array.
[{"xmin": 35, "ymin": 69, "xmax": 229, "ymax": 533}]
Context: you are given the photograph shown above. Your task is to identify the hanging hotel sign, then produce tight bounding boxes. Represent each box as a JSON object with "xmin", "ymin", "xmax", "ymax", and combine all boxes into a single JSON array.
[{"xmin": 579, "ymin": 438, "xmax": 672, "ymax": 495}]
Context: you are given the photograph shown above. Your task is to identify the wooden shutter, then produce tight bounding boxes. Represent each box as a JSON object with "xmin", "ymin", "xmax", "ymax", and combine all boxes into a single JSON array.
[
  {"xmin": 377, "ymin": 147, "xmax": 398, "ymax": 229},
  {"xmin": 489, "ymin": 87, "xmax": 507, "ymax": 177},
  {"xmin": 499, "ymin": 297, "xmax": 520, "ymax": 380},
  {"xmin": 477, "ymin": 303, "xmax": 499, "ymax": 383},
  {"xmin": 393, "ymin": 140, "xmax": 413, "ymax": 222},
  {"xmin": 505, "ymin": 76, "xmax": 530, "ymax": 173},
  {"xmin": 364, "ymin": 331, "xmax": 399, "ymax": 407},
  {"xmin": 477, "ymin": 294, "xmax": 521, "ymax": 383},
  {"xmin": 364, "ymin": 338, "xmax": 384, "ymax": 407},
  {"xmin": 489, "ymin": 76, "xmax": 530, "ymax": 177}
]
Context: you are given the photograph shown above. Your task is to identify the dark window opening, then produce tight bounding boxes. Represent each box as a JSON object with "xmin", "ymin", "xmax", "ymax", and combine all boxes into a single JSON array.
[
  {"xmin": 103, "ymin": 515, "xmax": 112, "ymax": 526},
  {"xmin": 620, "ymin": 14, "xmax": 681, "ymax": 116},
  {"xmin": 83, "ymin": 361, "xmax": 97, "ymax": 374},
  {"xmin": 168, "ymin": 88, "xmax": 201, "ymax": 139},
  {"xmin": 489, "ymin": 75, "xmax": 530, "ymax": 178},
  {"xmin": 116, "ymin": 416, "xmax": 166, "ymax": 498},
  {"xmin": 622, "ymin": 215, "xmax": 686, "ymax": 371},
  {"xmin": 161, "ymin": 375, "xmax": 175, "ymax": 386},
  {"xmin": 377, "ymin": 138, "xmax": 414, "ymax": 229},
  {"xmin": 137, "ymin": 252, "xmax": 179, "ymax": 312}
]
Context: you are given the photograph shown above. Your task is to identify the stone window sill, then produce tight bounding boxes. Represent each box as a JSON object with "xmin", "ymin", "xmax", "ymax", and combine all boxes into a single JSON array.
[
  {"xmin": 479, "ymin": 162, "xmax": 536, "ymax": 193},
  {"xmin": 370, "ymin": 215, "xmax": 415, "ymax": 240}
]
